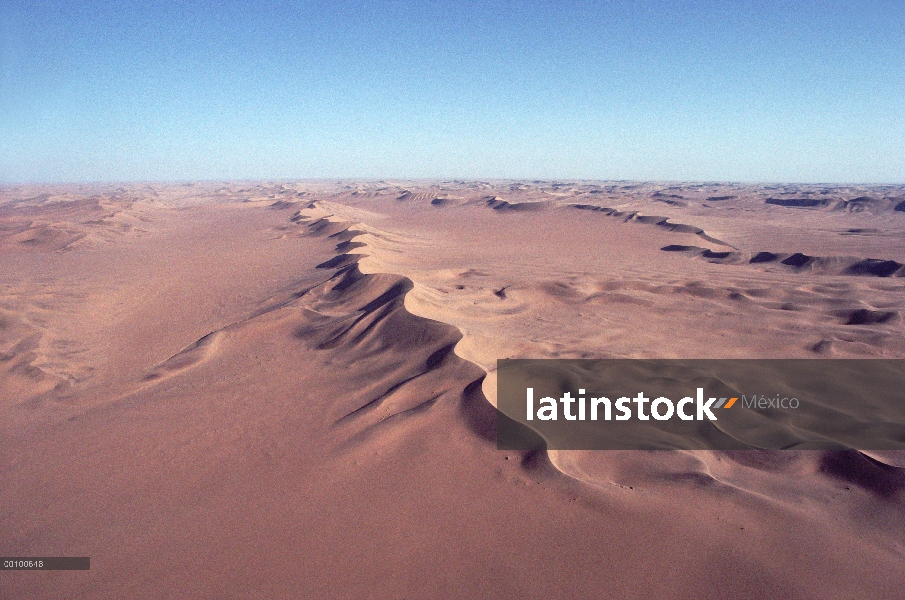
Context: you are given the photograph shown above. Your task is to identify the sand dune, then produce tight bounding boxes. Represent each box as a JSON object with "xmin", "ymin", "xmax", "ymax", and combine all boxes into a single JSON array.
[
  {"xmin": 2, "ymin": 180, "xmax": 904, "ymax": 598},
  {"xmin": 664, "ymin": 245, "xmax": 905, "ymax": 278}
]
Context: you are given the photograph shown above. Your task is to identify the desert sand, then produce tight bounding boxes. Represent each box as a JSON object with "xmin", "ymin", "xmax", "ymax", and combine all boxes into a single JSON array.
[{"xmin": 2, "ymin": 180, "xmax": 904, "ymax": 598}]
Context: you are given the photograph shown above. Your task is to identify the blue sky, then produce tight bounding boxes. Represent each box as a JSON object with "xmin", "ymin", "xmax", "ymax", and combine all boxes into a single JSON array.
[{"xmin": 1, "ymin": 1, "xmax": 903, "ymax": 183}]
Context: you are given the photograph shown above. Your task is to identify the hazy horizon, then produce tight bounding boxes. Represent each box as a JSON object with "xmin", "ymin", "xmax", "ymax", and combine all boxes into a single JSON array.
[
  {"xmin": 3, "ymin": 1, "xmax": 904, "ymax": 184},
  {"xmin": 4, "ymin": 177, "xmax": 905, "ymax": 188}
]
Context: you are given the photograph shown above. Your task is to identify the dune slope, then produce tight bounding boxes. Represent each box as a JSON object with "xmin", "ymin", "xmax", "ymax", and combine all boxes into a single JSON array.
[{"xmin": 1, "ymin": 181, "xmax": 904, "ymax": 599}]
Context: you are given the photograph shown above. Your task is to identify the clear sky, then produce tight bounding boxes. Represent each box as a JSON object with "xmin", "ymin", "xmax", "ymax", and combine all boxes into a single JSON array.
[{"xmin": 1, "ymin": 1, "xmax": 903, "ymax": 184}]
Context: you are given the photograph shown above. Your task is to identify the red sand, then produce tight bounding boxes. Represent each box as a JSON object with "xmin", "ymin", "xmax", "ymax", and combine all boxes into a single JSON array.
[{"xmin": 2, "ymin": 181, "xmax": 904, "ymax": 598}]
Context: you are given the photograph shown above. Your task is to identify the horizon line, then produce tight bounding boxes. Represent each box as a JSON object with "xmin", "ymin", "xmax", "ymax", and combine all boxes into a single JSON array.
[{"xmin": 3, "ymin": 177, "xmax": 905, "ymax": 188}]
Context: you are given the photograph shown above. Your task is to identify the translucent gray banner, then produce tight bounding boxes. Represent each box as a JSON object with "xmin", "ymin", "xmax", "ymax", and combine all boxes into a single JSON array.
[{"xmin": 496, "ymin": 359, "xmax": 905, "ymax": 450}]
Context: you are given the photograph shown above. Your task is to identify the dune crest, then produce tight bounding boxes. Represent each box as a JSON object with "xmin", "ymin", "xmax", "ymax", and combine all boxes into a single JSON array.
[{"xmin": 2, "ymin": 181, "xmax": 904, "ymax": 598}]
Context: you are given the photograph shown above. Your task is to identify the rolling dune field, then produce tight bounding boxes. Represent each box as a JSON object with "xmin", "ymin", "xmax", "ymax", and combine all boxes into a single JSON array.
[{"xmin": 2, "ymin": 180, "xmax": 904, "ymax": 598}]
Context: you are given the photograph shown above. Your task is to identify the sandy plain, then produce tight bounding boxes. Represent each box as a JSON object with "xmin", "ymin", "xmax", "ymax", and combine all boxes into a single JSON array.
[{"xmin": 1, "ymin": 180, "xmax": 904, "ymax": 598}]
